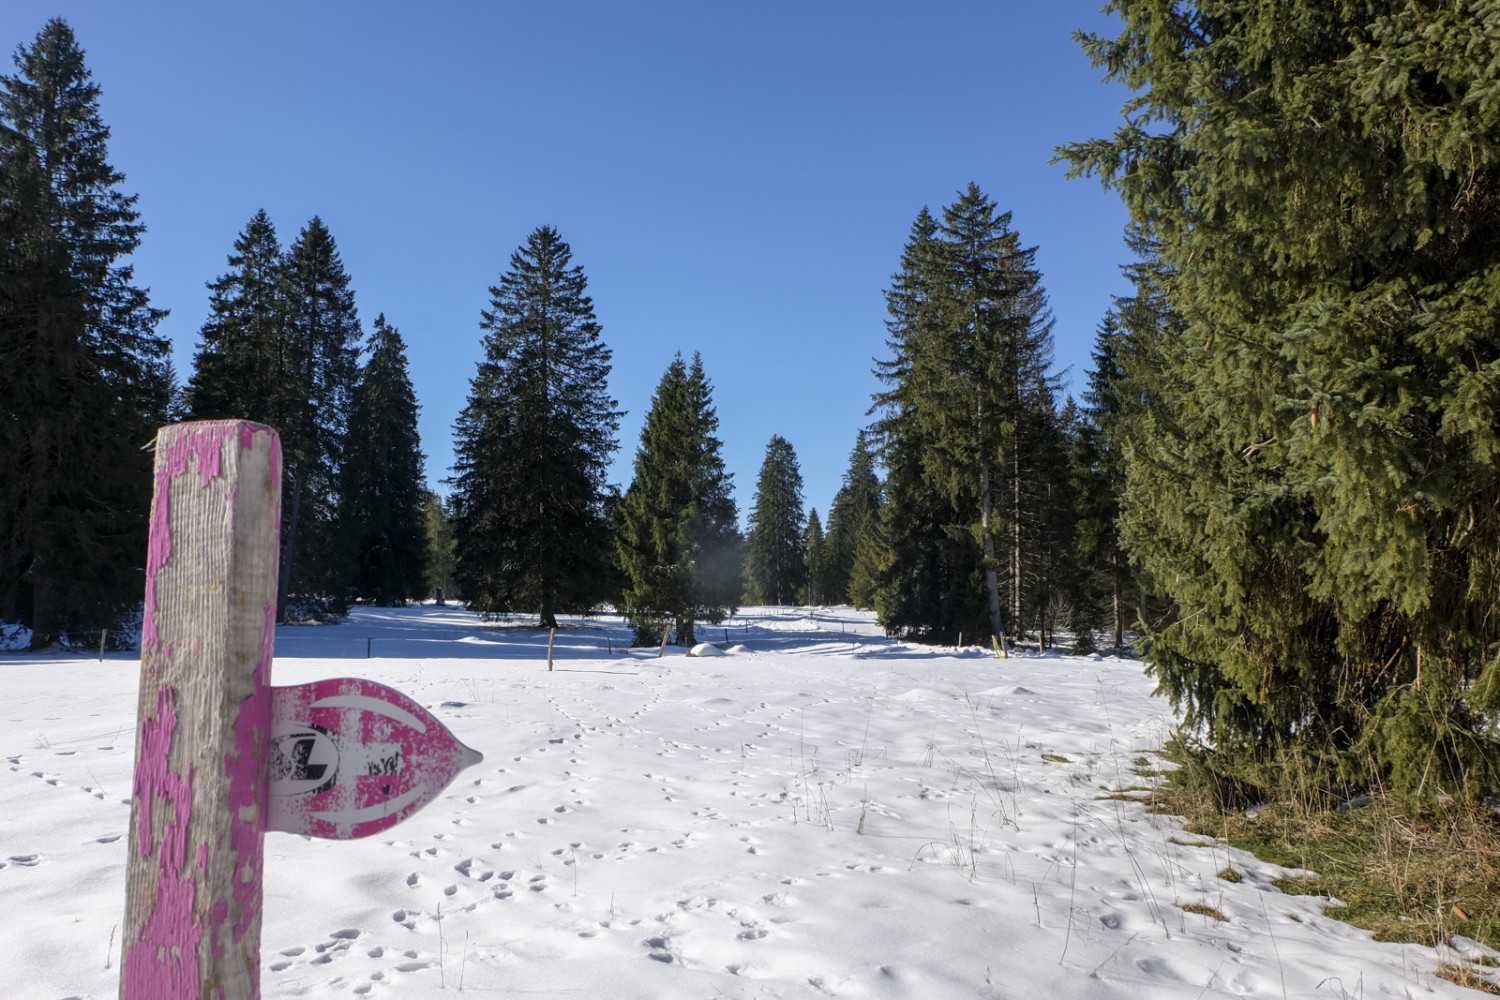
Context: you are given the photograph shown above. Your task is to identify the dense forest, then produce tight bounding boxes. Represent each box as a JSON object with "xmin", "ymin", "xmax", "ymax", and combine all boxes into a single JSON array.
[{"xmin": 2, "ymin": 6, "xmax": 1497, "ymax": 805}]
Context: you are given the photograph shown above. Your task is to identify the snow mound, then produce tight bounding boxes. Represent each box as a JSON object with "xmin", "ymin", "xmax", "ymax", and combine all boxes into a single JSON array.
[{"xmin": 689, "ymin": 642, "xmax": 728, "ymax": 657}]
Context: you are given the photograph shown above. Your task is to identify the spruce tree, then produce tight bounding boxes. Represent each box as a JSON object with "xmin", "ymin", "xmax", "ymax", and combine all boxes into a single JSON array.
[
  {"xmin": 1072, "ymin": 311, "xmax": 1137, "ymax": 653},
  {"xmin": 185, "ymin": 210, "xmax": 288, "ymax": 422},
  {"xmin": 449, "ymin": 226, "xmax": 620, "ymax": 627},
  {"xmin": 617, "ymin": 353, "xmax": 741, "ymax": 645},
  {"xmin": 186, "ymin": 212, "xmax": 361, "ymax": 619},
  {"xmin": 1061, "ymin": 0, "xmax": 1500, "ymax": 797},
  {"xmin": 277, "ymin": 217, "xmax": 362, "ymax": 618},
  {"xmin": 340, "ymin": 315, "xmax": 427, "ymax": 605},
  {"xmin": 423, "ymin": 490, "xmax": 458, "ymax": 602},
  {"xmin": 871, "ymin": 186, "xmax": 1060, "ymax": 643},
  {"xmin": 823, "ymin": 433, "xmax": 883, "ymax": 605},
  {"xmin": 871, "ymin": 399, "xmax": 985, "ymax": 643},
  {"xmin": 745, "ymin": 435, "xmax": 806, "ymax": 605},
  {"xmin": 0, "ymin": 20, "xmax": 169, "ymax": 648},
  {"xmin": 802, "ymin": 508, "xmax": 830, "ymax": 605}
]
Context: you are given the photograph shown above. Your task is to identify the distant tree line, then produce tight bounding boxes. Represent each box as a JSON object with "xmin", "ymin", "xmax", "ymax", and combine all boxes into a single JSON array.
[{"xmin": 0, "ymin": 18, "xmax": 1129, "ymax": 655}]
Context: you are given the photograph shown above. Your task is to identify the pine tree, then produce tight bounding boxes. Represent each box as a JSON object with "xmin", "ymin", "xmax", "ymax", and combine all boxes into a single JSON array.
[
  {"xmin": 745, "ymin": 435, "xmax": 806, "ymax": 605},
  {"xmin": 0, "ymin": 20, "xmax": 169, "ymax": 648},
  {"xmin": 617, "ymin": 353, "xmax": 741, "ymax": 645},
  {"xmin": 449, "ymin": 226, "xmax": 620, "ymax": 628},
  {"xmin": 1060, "ymin": 0, "xmax": 1500, "ymax": 797},
  {"xmin": 339, "ymin": 315, "xmax": 427, "ymax": 605},
  {"xmin": 871, "ymin": 186, "xmax": 1060, "ymax": 643},
  {"xmin": 802, "ymin": 508, "xmax": 830, "ymax": 605},
  {"xmin": 823, "ymin": 433, "xmax": 882, "ymax": 605}
]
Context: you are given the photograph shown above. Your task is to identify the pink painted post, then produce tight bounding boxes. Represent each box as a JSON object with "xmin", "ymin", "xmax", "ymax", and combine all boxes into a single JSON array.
[{"xmin": 120, "ymin": 421, "xmax": 281, "ymax": 1000}]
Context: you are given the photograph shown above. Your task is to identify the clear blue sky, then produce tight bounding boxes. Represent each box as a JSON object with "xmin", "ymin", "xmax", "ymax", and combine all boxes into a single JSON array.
[{"xmin": 2, "ymin": 2, "xmax": 1132, "ymax": 522}]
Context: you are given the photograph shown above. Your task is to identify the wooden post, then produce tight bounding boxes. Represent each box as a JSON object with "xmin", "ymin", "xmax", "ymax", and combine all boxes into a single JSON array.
[
  {"xmin": 120, "ymin": 421, "xmax": 281, "ymax": 1000},
  {"xmin": 547, "ymin": 628, "xmax": 555, "ymax": 671},
  {"xmin": 99, "ymin": 628, "xmax": 108, "ymax": 661}
]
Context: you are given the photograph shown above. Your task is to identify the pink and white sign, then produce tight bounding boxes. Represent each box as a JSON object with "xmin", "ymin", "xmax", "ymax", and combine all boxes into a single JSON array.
[{"xmin": 268, "ymin": 678, "xmax": 482, "ymax": 839}]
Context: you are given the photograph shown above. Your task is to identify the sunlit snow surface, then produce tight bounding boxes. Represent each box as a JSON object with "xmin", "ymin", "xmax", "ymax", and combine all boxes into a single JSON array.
[{"xmin": 3, "ymin": 605, "xmax": 1493, "ymax": 998}]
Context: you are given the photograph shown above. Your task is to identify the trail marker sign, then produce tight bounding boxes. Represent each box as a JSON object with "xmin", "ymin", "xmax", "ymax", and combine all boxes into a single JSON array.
[
  {"xmin": 268, "ymin": 678, "xmax": 483, "ymax": 839},
  {"xmin": 120, "ymin": 421, "xmax": 485, "ymax": 1000}
]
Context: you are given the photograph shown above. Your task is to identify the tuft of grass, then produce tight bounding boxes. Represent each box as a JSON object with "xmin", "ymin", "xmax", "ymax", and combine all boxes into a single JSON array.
[
  {"xmin": 1436, "ymin": 961, "xmax": 1500, "ymax": 995},
  {"xmin": 1152, "ymin": 741, "xmax": 1500, "ymax": 953},
  {"xmin": 1217, "ymin": 866, "xmax": 1243, "ymax": 883},
  {"xmin": 1179, "ymin": 902, "xmax": 1226, "ymax": 922},
  {"xmin": 1041, "ymin": 753, "xmax": 1071, "ymax": 764}
]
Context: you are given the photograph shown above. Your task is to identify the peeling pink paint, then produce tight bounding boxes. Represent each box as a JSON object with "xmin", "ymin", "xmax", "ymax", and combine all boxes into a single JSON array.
[
  {"xmin": 268, "ymin": 678, "xmax": 482, "ymax": 839},
  {"xmin": 223, "ymin": 651, "xmax": 270, "ymax": 956},
  {"xmin": 123, "ymin": 686, "xmax": 204, "ymax": 996},
  {"xmin": 127, "ymin": 421, "xmax": 282, "ymax": 999},
  {"xmin": 143, "ymin": 422, "xmax": 280, "ymax": 655}
]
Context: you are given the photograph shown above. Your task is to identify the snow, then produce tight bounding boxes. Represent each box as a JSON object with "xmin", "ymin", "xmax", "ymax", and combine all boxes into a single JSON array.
[{"xmin": 2, "ymin": 604, "xmax": 1492, "ymax": 998}]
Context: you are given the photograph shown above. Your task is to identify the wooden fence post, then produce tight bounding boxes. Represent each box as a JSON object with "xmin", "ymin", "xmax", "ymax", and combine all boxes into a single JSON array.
[{"xmin": 120, "ymin": 421, "xmax": 281, "ymax": 1000}]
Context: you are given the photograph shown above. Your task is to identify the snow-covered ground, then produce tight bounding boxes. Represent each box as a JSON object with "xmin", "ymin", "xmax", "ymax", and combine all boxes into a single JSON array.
[{"xmin": 2, "ymin": 605, "xmax": 1493, "ymax": 998}]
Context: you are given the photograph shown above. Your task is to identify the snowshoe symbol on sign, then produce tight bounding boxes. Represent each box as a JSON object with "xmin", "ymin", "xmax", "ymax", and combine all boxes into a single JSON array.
[{"xmin": 267, "ymin": 678, "xmax": 482, "ymax": 840}]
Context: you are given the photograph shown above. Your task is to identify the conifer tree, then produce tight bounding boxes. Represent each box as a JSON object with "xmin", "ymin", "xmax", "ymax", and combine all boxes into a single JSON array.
[
  {"xmin": 802, "ymin": 508, "xmax": 830, "ymax": 605},
  {"xmin": 423, "ymin": 490, "xmax": 458, "ymax": 602},
  {"xmin": 185, "ymin": 210, "xmax": 288, "ymax": 421},
  {"xmin": 277, "ymin": 217, "xmax": 362, "ymax": 617},
  {"xmin": 617, "ymin": 353, "xmax": 741, "ymax": 645},
  {"xmin": 340, "ymin": 316, "xmax": 427, "ymax": 605},
  {"xmin": 823, "ymin": 433, "xmax": 882, "ymax": 605},
  {"xmin": 745, "ymin": 435, "xmax": 806, "ymax": 605},
  {"xmin": 1071, "ymin": 311, "xmax": 1137, "ymax": 652},
  {"xmin": 870, "ymin": 397, "xmax": 985, "ymax": 642},
  {"xmin": 871, "ymin": 186, "xmax": 1060, "ymax": 643},
  {"xmin": 186, "ymin": 212, "xmax": 361, "ymax": 619},
  {"xmin": 0, "ymin": 20, "xmax": 169, "ymax": 648},
  {"xmin": 1061, "ymin": 0, "xmax": 1500, "ymax": 796},
  {"xmin": 449, "ymin": 226, "xmax": 620, "ymax": 627}
]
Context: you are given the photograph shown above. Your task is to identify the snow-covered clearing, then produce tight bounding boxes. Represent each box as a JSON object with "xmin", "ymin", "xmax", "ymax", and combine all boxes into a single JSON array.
[{"xmin": 2, "ymin": 605, "xmax": 1491, "ymax": 998}]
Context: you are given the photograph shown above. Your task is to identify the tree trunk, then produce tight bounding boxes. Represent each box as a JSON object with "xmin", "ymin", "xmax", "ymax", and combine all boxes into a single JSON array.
[
  {"xmin": 26, "ymin": 407, "xmax": 56, "ymax": 649},
  {"xmin": 1112, "ymin": 573, "xmax": 1124, "ymax": 652},
  {"xmin": 979, "ymin": 458, "xmax": 1005, "ymax": 642},
  {"xmin": 1011, "ymin": 449, "xmax": 1023, "ymax": 639}
]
